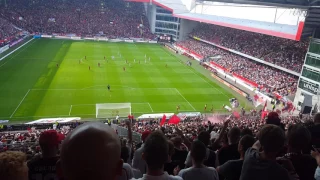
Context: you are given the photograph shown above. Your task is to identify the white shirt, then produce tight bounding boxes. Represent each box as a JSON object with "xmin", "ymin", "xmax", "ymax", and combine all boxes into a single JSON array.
[
  {"xmin": 132, "ymin": 144, "xmax": 147, "ymax": 174},
  {"xmin": 119, "ymin": 163, "xmax": 134, "ymax": 180},
  {"xmin": 133, "ymin": 172, "xmax": 182, "ymax": 180},
  {"xmin": 178, "ymin": 167, "xmax": 219, "ymax": 180}
]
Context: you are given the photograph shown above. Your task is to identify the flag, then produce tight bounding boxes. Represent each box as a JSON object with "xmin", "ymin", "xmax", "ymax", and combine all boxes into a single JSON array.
[
  {"xmin": 261, "ymin": 101, "xmax": 268, "ymax": 121},
  {"xmin": 168, "ymin": 115, "xmax": 181, "ymax": 125},
  {"xmin": 233, "ymin": 111, "xmax": 240, "ymax": 119},
  {"xmin": 160, "ymin": 114, "xmax": 166, "ymax": 126}
]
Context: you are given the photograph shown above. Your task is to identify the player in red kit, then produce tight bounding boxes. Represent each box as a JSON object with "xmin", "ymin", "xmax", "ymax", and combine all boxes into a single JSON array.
[
  {"xmin": 204, "ymin": 104, "xmax": 207, "ymax": 111},
  {"xmin": 98, "ymin": 63, "xmax": 100, "ymax": 67}
]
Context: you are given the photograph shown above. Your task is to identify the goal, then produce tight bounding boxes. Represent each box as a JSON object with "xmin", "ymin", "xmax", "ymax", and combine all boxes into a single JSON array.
[{"xmin": 96, "ymin": 103, "xmax": 131, "ymax": 118}]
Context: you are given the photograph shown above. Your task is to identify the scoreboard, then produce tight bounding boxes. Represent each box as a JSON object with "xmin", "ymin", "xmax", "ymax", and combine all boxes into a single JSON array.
[{"xmin": 158, "ymin": 35, "xmax": 172, "ymax": 43}]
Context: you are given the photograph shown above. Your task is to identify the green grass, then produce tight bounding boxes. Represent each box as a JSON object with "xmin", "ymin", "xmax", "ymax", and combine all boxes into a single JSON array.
[{"xmin": 0, "ymin": 38, "xmax": 250, "ymax": 122}]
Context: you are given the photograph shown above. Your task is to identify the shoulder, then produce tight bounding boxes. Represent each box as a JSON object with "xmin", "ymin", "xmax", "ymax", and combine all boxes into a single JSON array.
[
  {"xmin": 169, "ymin": 175, "xmax": 183, "ymax": 180},
  {"xmin": 178, "ymin": 167, "xmax": 192, "ymax": 176},
  {"xmin": 123, "ymin": 163, "xmax": 132, "ymax": 171}
]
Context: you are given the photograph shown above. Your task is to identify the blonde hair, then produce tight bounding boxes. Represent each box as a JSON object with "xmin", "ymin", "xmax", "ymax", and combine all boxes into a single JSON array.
[{"xmin": 0, "ymin": 151, "xmax": 27, "ymax": 180}]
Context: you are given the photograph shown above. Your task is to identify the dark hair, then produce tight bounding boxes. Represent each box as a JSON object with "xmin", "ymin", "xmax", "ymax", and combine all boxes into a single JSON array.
[
  {"xmin": 241, "ymin": 128, "xmax": 253, "ymax": 137},
  {"xmin": 287, "ymin": 124, "xmax": 311, "ymax": 151},
  {"xmin": 198, "ymin": 131, "xmax": 210, "ymax": 146},
  {"xmin": 143, "ymin": 131, "xmax": 168, "ymax": 170},
  {"xmin": 239, "ymin": 135, "xmax": 255, "ymax": 153},
  {"xmin": 258, "ymin": 125, "xmax": 285, "ymax": 153},
  {"xmin": 121, "ymin": 146, "xmax": 130, "ymax": 162},
  {"xmin": 228, "ymin": 127, "xmax": 241, "ymax": 144},
  {"xmin": 191, "ymin": 140, "xmax": 207, "ymax": 163},
  {"xmin": 314, "ymin": 113, "xmax": 320, "ymax": 124}
]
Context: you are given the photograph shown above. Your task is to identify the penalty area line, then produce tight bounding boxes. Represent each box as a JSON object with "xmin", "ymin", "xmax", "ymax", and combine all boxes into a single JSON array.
[
  {"xmin": 69, "ymin": 105, "xmax": 73, "ymax": 116},
  {"xmin": 147, "ymin": 102, "xmax": 154, "ymax": 112},
  {"xmin": 10, "ymin": 89, "xmax": 31, "ymax": 118},
  {"xmin": 174, "ymin": 88, "xmax": 196, "ymax": 111}
]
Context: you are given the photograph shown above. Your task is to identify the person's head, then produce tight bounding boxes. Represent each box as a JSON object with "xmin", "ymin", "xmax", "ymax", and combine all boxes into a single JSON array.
[
  {"xmin": 238, "ymin": 135, "xmax": 255, "ymax": 156},
  {"xmin": 58, "ymin": 122, "xmax": 123, "ymax": 180},
  {"xmin": 228, "ymin": 127, "xmax": 241, "ymax": 144},
  {"xmin": 191, "ymin": 140, "xmax": 207, "ymax": 165},
  {"xmin": 142, "ymin": 131, "xmax": 168, "ymax": 171},
  {"xmin": 241, "ymin": 128, "xmax": 253, "ymax": 137},
  {"xmin": 287, "ymin": 124, "xmax": 311, "ymax": 152},
  {"xmin": 0, "ymin": 151, "xmax": 28, "ymax": 180},
  {"xmin": 39, "ymin": 130, "xmax": 60, "ymax": 157},
  {"xmin": 258, "ymin": 124, "xmax": 285, "ymax": 156},
  {"xmin": 198, "ymin": 131, "xmax": 210, "ymax": 146},
  {"xmin": 265, "ymin": 112, "xmax": 281, "ymax": 126},
  {"xmin": 171, "ymin": 136, "xmax": 182, "ymax": 148},
  {"xmin": 314, "ymin": 113, "xmax": 320, "ymax": 125}
]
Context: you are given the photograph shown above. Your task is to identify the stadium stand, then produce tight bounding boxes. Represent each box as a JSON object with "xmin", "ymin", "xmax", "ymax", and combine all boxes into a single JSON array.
[
  {"xmin": 0, "ymin": 112, "xmax": 320, "ymax": 180},
  {"xmin": 189, "ymin": 23, "xmax": 308, "ymax": 73},
  {"xmin": 0, "ymin": 0, "xmax": 155, "ymax": 39},
  {"xmin": 176, "ymin": 39, "xmax": 298, "ymax": 96}
]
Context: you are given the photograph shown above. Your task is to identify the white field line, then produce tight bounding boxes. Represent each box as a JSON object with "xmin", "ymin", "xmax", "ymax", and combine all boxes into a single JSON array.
[
  {"xmin": 10, "ymin": 89, "xmax": 31, "ymax": 118},
  {"xmin": 147, "ymin": 102, "xmax": 154, "ymax": 112},
  {"xmin": 185, "ymin": 66, "xmax": 230, "ymax": 98},
  {"xmin": 174, "ymin": 88, "xmax": 196, "ymax": 111},
  {"xmin": 68, "ymin": 105, "xmax": 73, "ymax": 116},
  {"xmin": 0, "ymin": 62, "xmax": 8, "ymax": 68},
  {"xmin": 30, "ymin": 87, "xmax": 176, "ymax": 91},
  {"xmin": 0, "ymin": 38, "xmax": 36, "ymax": 64}
]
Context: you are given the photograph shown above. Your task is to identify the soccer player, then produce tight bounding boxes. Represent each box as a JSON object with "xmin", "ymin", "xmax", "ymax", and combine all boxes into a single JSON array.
[
  {"xmin": 176, "ymin": 105, "xmax": 180, "ymax": 111},
  {"xmin": 89, "ymin": 66, "xmax": 90, "ymax": 70},
  {"xmin": 126, "ymin": 60, "xmax": 128, "ymax": 64},
  {"xmin": 149, "ymin": 57, "xmax": 150, "ymax": 61},
  {"xmin": 85, "ymin": 56, "xmax": 86, "ymax": 60},
  {"xmin": 104, "ymin": 56, "xmax": 106, "ymax": 60},
  {"xmin": 204, "ymin": 104, "xmax": 207, "ymax": 111},
  {"xmin": 165, "ymin": 64, "xmax": 168, "ymax": 68},
  {"xmin": 56, "ymin": 63, "xmax": 59, "ymax": 67},
  {"xmin": 123, "ymin": 67, "xmax": 126, "ymax": 71},
  {"xmin": 210, "ymin": 105, "xmax": 213, "ymax": 112},
  {"xmin": 98, "ymin": 63, "xmax": 100, "ymax": 67},
  {"xmin": 107, "ymin": 84, "xmax": 110, "ymax": 91}
]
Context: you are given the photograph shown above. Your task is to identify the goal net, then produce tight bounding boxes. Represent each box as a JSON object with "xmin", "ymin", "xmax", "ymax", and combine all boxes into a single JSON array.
[{"xmin": 96, "ymin": 103, "xmax": 131, "ymax": 118}]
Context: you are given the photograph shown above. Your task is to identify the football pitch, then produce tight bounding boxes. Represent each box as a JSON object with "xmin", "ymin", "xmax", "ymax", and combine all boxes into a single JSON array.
[{"xmin": 0, "ymin": 38, "xmax": 249, "ymax": 122}]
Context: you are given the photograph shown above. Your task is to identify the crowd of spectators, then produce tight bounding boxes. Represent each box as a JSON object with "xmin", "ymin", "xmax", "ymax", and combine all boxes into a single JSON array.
[
  {"xmin": 176, "ymin": 39, "xmax": 298, "ymax": 96},
  {"xmin": 190, "ymin": 23, "xmax": 308, "ymax": 73},
  {"xmin": 1, "ymin": 111, "xmax": 320, "ymax": 180},
  {"xmin": 0, "ymin": 0, "xmax": 155, "ymax": 39}
]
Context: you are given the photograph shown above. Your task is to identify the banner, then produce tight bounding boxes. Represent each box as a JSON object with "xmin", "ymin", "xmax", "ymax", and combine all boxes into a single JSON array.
[
  {"xmin": 298, "ymin": 78, "xmax": 319, "ymax": 95},
  {"xmin": 25, "ymin": 117, "xmax": 81, "ymax": 124},
  {"xmin": 176, "ymin": 112, "xmax": 201, "ymax": 120},
  {"xmin": 168, "ymin": 115, "xmax": 180, "ymax": 124},
  {"xmin": 0, "ymin": 45, "xmax": 9, "ymax": 54},
  {"xmin": 137, "ymin": 113, "xmax": 173, "ymax": 119}
]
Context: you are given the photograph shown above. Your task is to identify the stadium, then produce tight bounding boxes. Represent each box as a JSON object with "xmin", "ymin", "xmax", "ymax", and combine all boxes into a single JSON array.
[{"xmin": 0, "ymin": 0, "xmax": 320, "ymax": 179}]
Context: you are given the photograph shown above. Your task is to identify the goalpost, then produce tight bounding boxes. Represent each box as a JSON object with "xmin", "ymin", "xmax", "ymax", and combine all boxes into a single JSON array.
[{"xmin": 96, "ymin": 103, "xmax": 131, "ymax": 118}]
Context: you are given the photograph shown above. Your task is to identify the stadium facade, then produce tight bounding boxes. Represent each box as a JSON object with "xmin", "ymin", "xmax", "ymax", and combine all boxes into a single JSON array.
[{"xmin": 294, "ymin": 38, "xmax": 320, "ymax": 113}]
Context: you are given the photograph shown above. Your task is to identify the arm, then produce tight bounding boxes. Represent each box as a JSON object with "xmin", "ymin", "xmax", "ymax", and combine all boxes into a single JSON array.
[
  {"xmin": 175, "ymin": 127, "xmax": 191, "ymax": 150},
  {"xmin": 126, "ymin": 120, "xmax": 133, "ymax": 145},
  {"xmin": 212, "ymin": 118, "xmax": 231, "ymax": 149}
]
